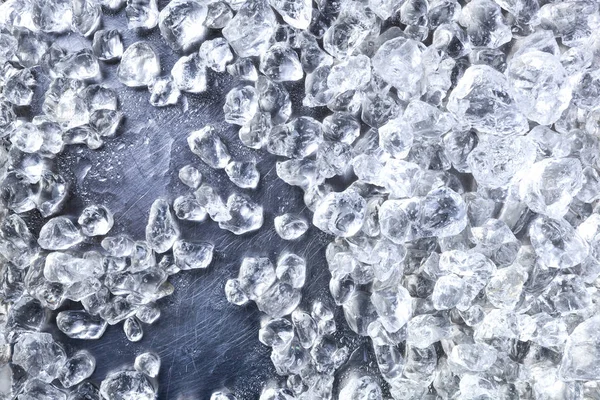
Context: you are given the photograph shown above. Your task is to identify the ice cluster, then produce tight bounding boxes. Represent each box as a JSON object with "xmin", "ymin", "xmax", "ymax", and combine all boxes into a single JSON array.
[{"xmin": 1, "ymin": 0, "xmax": 600, "ymax": 398}]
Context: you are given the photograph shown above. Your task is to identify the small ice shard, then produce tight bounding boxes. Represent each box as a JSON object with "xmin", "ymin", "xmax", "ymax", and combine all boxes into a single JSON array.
[
  {"xmin": 159, "ymin": 0, "xmax": 208, "ymax": 52},
  {"xmin": 172, "ymin": 53, "xmax": 207, "ymax": 93},
  {"xmin": 276, "ymin": 253, "xmax": 306, "ymax": 288},
  {"xmin": 269, "ymin": 0, "xmax": 312, "ymax": 29},
  {"xmin": 238, "ymin": 256, "xmax": 276, "ymax": 300},
  {"xmin": 174, "ymin": 195, "xmax": 207, "ymax": 221},
  {"xmin": 529, "ymin": 216, "xmax": 589, "ymax": 269},
  {"xmin": 78, "ymin": 205, "xmax": 114, "ymax": 236},
  {"xmin": 205, "ymin": 1, "xmax": 234, "ymax": 29},
  {"xmin": 178, "ymin": 165, "xmax": 202, "ymax": 188},
  {"xmin": 135, "ymin": 352, "xmax": 161, "ymax": 378},
  {"xmin": 56, "ymin": 310, "xmax": 108, "ymax": 339},
  {"xmin": 259, "ymin": 44, "xmax": 303, "ymax": 82},
  {"xmin": 38, "ymin": 217, "xmax": 83, "ymax": 250},
  {"xmin": 372, "ymin": 37, "xmax": 425, "ymax": 99},
  {"xmin": 126, "ymin": 0, "xmax": 159, "ymax": 30},
  {"xmin": 560, "ymin": 316, "xmax": 600, "ymax": 381},
  {"xmin": 274, "ymin": 214, "xmax": 308, "ymax": 240},
  {"xmin": 117, "ymin": 42, "xmax": 160, "ymax": 88},
  {"xmin": 313, "ymin": 190, "xmax": 366, "ymax": 237},
  {"xmin": 224, "ymin": 86, "xmax": 259, "ymax": 126},
  {"xmin": 222, "ymin": 0, "xmax": 278, "ymax": 58},
  {"xmin": 92, "ymin": 30, "xmax": 124, "ymax": 61},
  {"xmin": 124, "ymin": 317, "xmax": 144, "ymax": 342},
  {"xmin": 225, "ymin": 278, "xmax": 249, "ymax": 305},
  {"xmin": 255, "ymin": 281, "xmax": 302, "ymax": 318},
  {"xmin": 173, "ymin": 240, "xmax": 214, "ymax": 270},
  {"xmin": 58, "ymin": 350, "xmax": 96, "ymax": 388},
  {"xmin": 218, "ymin": 193, "xmax": 264, "ymax": 235},
  {"xmin": 99, "ymin": 370, "xmax": 156, "ymax": 400},
  {"xmin": 195, "ymin": 185, "xmax": 231, "ymax": 222},
  {"xmin": 145, "ymin": 199, "xmax": 180, "ymax": 253},
  {"xmin": 12, "ymin": 332, "xmax": 67, "ymax": 383},
  {"xmin": 187, "ymin": 126, "xmax": 231, "ymax": 169},
  {"xmin": 149, "ymin": 76, "xmax": 181, "ymax": 107},
  {"xmin": 71, "ymin": 0, "xmax": 101, "ymax": 37},
  {"xmin": 199, "ymin": 38, "xmax": 234, "ymax": 73},
  {"xmin": 225, "ymin": 160, "xmax": 260, "ymax": 189}
]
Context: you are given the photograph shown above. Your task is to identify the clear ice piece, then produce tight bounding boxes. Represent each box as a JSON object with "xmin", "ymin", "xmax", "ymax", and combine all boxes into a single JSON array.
[
  {"xmin": 260, "ymin": 44, "xmax": 303, "ymax": 82},
  {"xmin": 222, "ymin": 0, "xmax": 278, "ymax": 57},
  {"xmin": 13, "ymin": 332, "xmax": 67, "ymax": 383},
  {"xmin": 267, "ymin": 117, "xmax": 323, "ymax": 159},
  {"xmin": 38, "ymin": 217, "xmax": 83, "ymax": 250},
  {"xmin": 58, "ymin": 350, "xmax": 96, "ymax": 388},
  {"xmin": 31, "ymin": 0, "xmax": 73, "ymax": 33},
  {"xmin": 124, "ymin": 317, "xmax": 144, "ymax": 342},
  {"xmin": 19, "ymin": 380, "xmax": 66, "ymax": 400},
  {"xmin": 372, "ymin": 37, "xmax": 425, "ymax": 99},
  {"xmin": 149, "ymin": 76, "xmax": 181, "ymax": 107},
  {"xmin": 145, "ymin": 198, "xmax": 180, "ymax": 253},
  {"xmin": 313, "ymin": 190, "xmax": 366, "ymax": 237},
  {"xmin": 195, "ymin": 185, "xmax": 231, "ymax": 222},
  {"xmin": 448, "ymin": 344, "xmax": 497, "ymax": 373},
  {"xmin": 276, "ymin": 253, "xmax": 306, "ymax": 288},
  {"xmin": 71, "ymin": 0, "xmax": 101, "ymax": 37},
  {"xmin": 269, "ymin": 0, "xmax": 312, "ymax": 29},
  {"xmin": 134, "ymin": 352, "xmax": 161, "ymax": 378},
  {"xmin": 126, "ymin": 0, "xmax": 159, "ymax": 30},
  {"xmin": 218, "ymin": 193, "xmax": 264, "ymax": 235},
  {"xmin": 205, "ymin": 1, "xmax": 234, "ymax": 29},
  {"xmin": 256, "ymin": 281, "xmax": 302, "ymax": 318},
  {"xmin": 529, "ymin": 216, "xmax": 589, "ymax": 269},
  {"xmin": 173, "ymin": 240, "xmax": 214, "ymax": 270},
  {"xmin": 173, "ymin": 195, "xmax": 207, "ymax": 221},
  {"xmin": 339, "ymin": 376, "xmax": 382, "ymax": 400},
  {"xmin": 56, "ymin": 310, "xmax": 108, "ymax": 339},
  {"xmin": 199, "ymin": 38, "xmax": 233, "ymax": 72},
  {"xmin": 238, "ymin": 256, "xmax": 276, "ymax": 300},
  {"xmin": 371, "ymin": 285, "xmax": 412, "ymax": 332},
  {"xmin": 560, "ymin": 315, "xmax": 600, "ymax": 381},
  {"xmin": 225, "ymin": 161, "xmax": 260, "ymax": 189},
  {"xmin": 432, "ymin": 274, "xmax": 465, "ymax": 310},
  {"xmin": 78, "ymin": 205, "xmax": 114, "ymax": 236},
  {"xmin": 223, "ymin": 86, "xmax": 259, "ymax": 126},
  {"xmin": 158, "ymin": 0, "xmax": 207, "ymax": 52},
  {"xmin": 447, "ymin": 65, "xmax": 528, "ymax": 136},
  {"xmin": 225, "ymin": 279, "xmax": 249, "ymax": 305},
  {"xmin": 172, "ymin": 53, "xmax": 207, "ymax": 93},
  {"xmin": 274, "ymin": 214, "xmax": 308, "ymax": 240},
  {"xmin": 458, "ymin": 0, "xmax": 512, "ymax": 48},
  {"xmin": 99, "ymin": 371, "xmax": 156, "ymax": 400},
  {"xmin": 187, "ymin": 126, "xmax": 231, "ymax": 169},
  {"xmin": 117, "ymin": 42, "xmax": 160, "ymax": 88},
  {"xmin": 178, "ymin": 165, "xmax": 202, "ymax": 188},
  {"xmin": 92, "ymin": 30, "xmax": 124, "ymax": 61},
  {"xmin": 227, "ymin": 58, "xmax": 259, "ymax": 82}
]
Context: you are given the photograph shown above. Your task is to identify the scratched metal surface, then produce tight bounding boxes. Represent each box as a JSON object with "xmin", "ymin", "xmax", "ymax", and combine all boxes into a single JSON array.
[{"xmin": 23, "ymin": 6, "xmax": 374, "ymax": 400}]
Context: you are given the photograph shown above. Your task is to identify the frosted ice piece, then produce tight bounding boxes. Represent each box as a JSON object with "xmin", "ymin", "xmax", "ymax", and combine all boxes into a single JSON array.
[
  {"xmin": 195, "ymin": 185, "xmax": 231, "ymax": 222},
  {"xmin": 274, "ymin": 214, "xmax": 308, "ymax": 240},
  {"xmin": 259, "ymin": 44, "xmax": 303, "ymax": 82},
  {"xmin": 519, "ymin": 158, "xmax": 583, "ymax": 219},
  {"xmin": 187, "ymin": 126, "xmax": 231, "ymax": 169},
  {"xmin": 267, "ymin": 117, "xmax": 323, "ymax": 159},
  {"xmin": 102, "ymin": 234, "xmax": 135, "ymax": 257},
  {"xmin": 529, "ymin": 216, "xmax": 589, "ymax": 269},
  {"xmin": 238, "ymin": 256, "xmax": 276, "ymax": 300},
  {"xmin": 18, "ymin": 380, "xmax": 66, "ymax": 400},
  {"xmin": 227, "ymin": 58, "xmax": 258, "ymax": 82},
  {"xmin": 467, "ymin": 135, "xmax": 536, "ymax": 188},
  {"xmin": 415, "ymin": 187, "xmax": 467, "ymax": 239},
  {"xmin": 323, "ymin": 112, "xmax": 360, "ymax": 144},
  {"xmin": 222, "ymin": 0, "xmax": 278, "ymax": 57},
  {"xmin": 327, "ymin": 55, "xmax": 371, "ymax": 96},
  {"xmin": 403, "ymin": 100, "xmax": 456, "ymax": 139},
  {"xmin": 218, "ymin": 193, "xmax": 264, "ymax": 235},
  {"xmin": 205, "ymin": 1, "xmax": 234, "ymax": 28},
  {"xmin": 339, "ymin": 376, "xmax": 382, "ymax": 400},
  {"xmin": 448, "ymin": 343, "xmax": 497, "ymax": 373},
  {"xmin": 538, "ymin": 0, "xmax": 599, "ymax": 47},
  {"xmin": 372, "ymin": 37, "xmax": 425, "ymax": 98},
  {"xmin": 159, "ymin": 0, "xmax": 207, "ymax": 52},
  {"xmin": 99, "ymin": 371, "xmax": 156, "ymax": 400},
  {"xmin": 371, "ymin": 286, "xmax": 412, "ymax": 332},
  {"xmin": 31, "ymin": 0, "xmax": 73, "ymax": 33},
  {"xmin": 225, "ymin": 279, "xmax": 249, "ymax": 305},
  {"xmin": 239, "ymin": 112, "xmax": 271, "ymax": 149},
  {"xmin": 54, "ymin": 49, "xmax": 100, "ymax": 80},
  {"xmin": 71, "ymin": 0, "xmax": 101, "ymax": 37},
  {"xmin": 10, "ymin": 123, "xmax": 42, "ymax": 153},
  {"xmin": 42, "ymin": 78, "xmax": 88, "ymax": 128},
  {"xmin": 269, "ymin": 0, "xmax": 311, "ymax": 29},
  {"xmin": 256, "ymin": 281, "xmax": 302, "ymax": 317},
  {"xmin": 0, "ymin": 214, "xmax": 39, "ymax": 269},
  {"xmin": 378, "ymin": 118, "xmax": 413, "ymax": 159},
  {"xmin": 117, "ymin": 42, "xmax": 160, "ymax": 87},
  {"xmin": 124, "ymin": 316, "xmax": 144, "ymax": 342},
  {"xmin": 507, "ymin": 50, "xmax": 572, "ymax": 125},
  {"xmin": 148, "ymin": 76, "xmax": 180, "ymax": 107},
  {"xmin": 173, "ymin": 240, "xmax": 214, "ymax": 270},
  {"xmin": 136, "ymin": 304, "xmax": 161, "ymax": 324},
  {"xmin": 199, "ymin": 38, "xmax": 233, "ymax": 73},
  {"xmin": 38, "ymin": 217, "xmax": 83, "ymax": 250},
  {"xmin": 313, "ymin": 190, "xmax": 366, "ymax": 237},
  {"xmin": 259, "ymin": 318, "xmax": 294, "ymax": 348},
  {"xmin": 172, "ymin": 53, "xmax": 207, "ymax": 93},
  {"xmin": 485, "ymin": 265, "xmax": 527, "ymax": 309},
  {"xmin": 323, "ymin": 2, "xmax": 380, "ymax": 60},
  {"xmin": 174, "ymin": 195, "xmax": 208, "ymax": 221},
  {"xmin": 291, "ymin": 310, "xmax": 317, "ymax": 348},
  {"xmin": 560, "ymin": 315, "xmax": 600, "ymax": 381},
  {"xmin": 145, "ymin": 198, "xmax": 180, "ymax": 253},
  {"xmin": 4, "ymin": 68, "xmax": 35, "ymax": 107},
  {"xmin": 224, "ymin": 86, "xmax": 259, "ymax": 126},
  {"xmin": 369, "ymin": 0, "xmax": 403, "ymax": 19},
  {"xmin": 432, "ymin": 23, "xmax": 470, "ymax": 59},
  {"xmin": 44, "ymin": 252, "xmax": 99, "ymax": 284},
  {"xmin": 56, "ymin": 310, "xmax": 108, "ymax": 339},
  {"xmin": 276, "ymin": 253, "xmax": 306, "ymax": 288},
  {"xmin": 379, "ymin": 200, "xmax": 411, "ymax": 244},
  {"xmin": 343, "ymin": 290, "xmax": 379, "ymax": 336},
  {"xmin": 58, "ymin": 350, "xmax": 95, "ymax": 388},
  {"xmin": 276, "ymin": 159, "xmax": 323, "ymax": 190},
  {"xmin": 225, "ymin": 161, "xmax": 260, "ymax": 189},
  {"xmin": 78, "ymin": 205, "xmax": 114, "ymax": 236},
  {"xmin": 432, "ymin": 274, "xmax": 465, "ymax": 310},
  {"xmin": 458, "ymin": 0, "xmax": 512, "ymax": 48},
  {"xmin": 178, "ymin": 165, "xmax": 202, "ymax": 188},
  {"xmin": 447, "ymin": 65, "xmax": 528, "ymax": 136},
  {"xmin": 381, "ymin": 160, "xmax": 422, "ymax": 199},
  {"xmin": 126, "ymin": 0, "xmax": 159, "ymax": 30},
  {"xmin": 406, "ymin": 314, "xmax": 451, "ymax": 348},
  {"xmin": 134, "ymin": 352, "xmax": 161, "ymax": 378},
  {"xmin": 13, "ymin": 332, "xmax": 67, "ymax": 383}
]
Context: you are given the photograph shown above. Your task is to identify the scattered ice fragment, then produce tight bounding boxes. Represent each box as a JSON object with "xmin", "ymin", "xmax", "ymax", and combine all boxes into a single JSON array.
[
  {"xmin": 173, "ymin": 240, "xmax": 214, "ymax": 270},
  {"xmin": 126, "ymin": 0, "xmax": 159, "ymax": 30},
  {"xmin": 149, "ymin": 76, "xmax": 181, "ymax": 107},
  {"xmin": 199, "ymin": 38, "xmax": 233, "ymax": 73},
  {"xmin": 267, "ymin": 116, "xmax": 323, "ymax": 159},
  {"xmin": 238, "ymin": 256, "xmax": 276, "ymax": 300},
  {"xmin": 256, "ymin": 281, "xmax": 302, "ymax": 318},
  {"xmin": 205, "ymin": 1, "xmax": 234, "ymax": 29},
  {"xmin": 339, "ymin": 375, "xmax": 382, "ymax": 400},
  {"xmin": 529, "ymin": 216, "xmax": 589, "ymax": 269},
  {"xmin": 225, "ymin": 161, "xmax": 260, "ymax": 189},
  {"xmin": 224, "ymin": 86, "xmax": 259, "ymax": 126},
  {"xmin": 99, "ymin": 370, "xmax": 156, "ymax": 400},
  {"xmin": 458, "ymin": 0, "xmax": 512, "ymax": 48},
  {"xmin": 124, "ymin": 317, "xmax": 144, "ymax": 342},
  {"xmin": 222, "ymin": 0, "xmax": 278, "ymax": 58},
  {"xmin": 447, "ymin": 65, "xmax": 528, "ymax": 136},
  {"xmin": 31, "ymin": 0, "xmax": 73, "ymax": 33},
  {"xmin": 71, "ymin": 0, "xmax": 101, "ymax": 37},
  {"xmin": 174, "ymin": 195, "xmax": 207, "ymax": 221},
  {"xmin": 172, "ymin": 53, "xmax": 207, "ymax": 93},
  {"xmin": 274, "ymin": 214, "xmax": 308, "ymax": 240},
  {"xmin": 560, "ymin": 315, "xmax": 600, "ymax": 381},
  {"xmin": 134, "ymin": 352, "xmax": 161, "ymax": 378},
  {"xmin": 218, "ymin": 193, "xmax": 264, "ymax": 235},
  {"xmin": 187, "ymin": 126, "xmax": 231, "ymax": 169},
  {"xmin": 58, "ymin": 350, "xmax": 96, "ymax": 388},
  {"xmin": 256, "ymin": 76, "xmax": 292, "ymax": 124},
  {"xmin": 276, "ymin": 253, "xmax": 306, "ymax": 288},
  {"xmin": 372, "ymin": 37, "xmax": 425, "ymax": 99},
  {"xmin": 179, "ymin": 165, "xmax": 202, "ymax": 188},
  {"xmin": 432, "ymin": 274, "xmax": 465, "ymax": 310},
  {"xmin": 195, "ymin": 185, "xmax": 232, "ymax": 222},
  {"xmin": 78, "ymin": 205, "xmax": 114, "ymax": 237},
  {"xmin": 259, "ymin": 44, "xmax": 303, "ymax": 82},
  {"xmin": 159, "ymin": 0, "xmax": 208, "ymax": 52},
  {"xmin": 328, "ymin": 55, "xmax": 371, "ymax": 96},
  {"xmin": 56, "ymin": 310, "xmax": 108, "ymax": 339},
  {"xmin": 313, "ymin": 190, "xmax": 366, "ymax": 237},
  {"xmin": 227, "ymin": 58, "xmax": 259, "ymax": 82},
  {"xmin": 225, "ymin": 279, "xmax": 249, "ymax": 305},
  {"xmin": 38, "ymin": 217, "xmax": 83, "ymax": 250},
  {"xmin": 117, "ymin": 42, "xmax": 160, "ymax": 88},
  {"xmin": 145, "ymin": 198, "xmax": 180, "ymax": 253},
  {"xmin": 13, "ymin": 332, "xmax": 67, "ymax": 383},
  {"xmin": 269, "ymin": 0, "xmax": 312, "ymax": 29}
]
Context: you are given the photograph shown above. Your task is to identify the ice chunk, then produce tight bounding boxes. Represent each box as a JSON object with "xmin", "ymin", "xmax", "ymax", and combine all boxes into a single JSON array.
[
  {"xmin": 267, "ymin": 117, "xmax": 323, "ymax": 159},
  {"xmin": 372, "ymin": 37, "xmax": 425, "ymax": 99},
  {"xmin": 58, "ymin": 350, "xmax": 95, "ymax": 388},
  {"xmin": 145, "ymin": 198, "xmax": 180, "ymax": 253},
  {"xmin": 313, "ymin": 190, "xmax": 366, "ymax": 237},
  {"xmin": 259, "ymin": 44, "xmax": 303, "ymax": 82},
  {"xmin": 371, "ymin": 286, "xmax": 412, "ymax": 332},
  {"xmin": 134, "ymin": 352, "xmax": 161, "ymax": 378},
  {"xmin": 222, "ymin": 0, "xmax": 278, "ymax": 57},
  {"xmin": 256, "ymin": 281, "xmax": 302, "ymax": 317},
  {"xmin": 218, "ymin": 193, "xmax": 264, "ymax": 235},
  {"xmin": 178, "ymin": 165, "xmax": 202, "ymax": 188},
  {"xmin": 199, "ymin": 38, "xmax": 233, "ymax": 72},
  {"xmin": 78, "ymin": 205, "xmax": 114, "ymax": 236},
  {"xmin": 269, "ymin": 0, "xmax": 311, "ymax": 29},
  {"xmin": 149, "ymin": 76, "xmax": 181, "ymax": 107},
  {"xmin": 225, "ymin": 161, "xmax": 260, "ymax": 189},
  {"xmin": 13, "ymin": 332, "xmax": 67, "ymax": 382},
  {"xmin": 432, "ymin": 274, "xmax": 465, "ymax": 310},
  {"xmin": 414, "ymin": 187, "xmax": 467, "ymax": 239},
  {"xmin": 447, "ymin": 65, "xmax": 528, "ymax": 136},
  {"xmin": 117, "ymin": 42, "xmax": 160, "ymax": 87},
  {"xmin": 276, "ymin": 253, "xmax": 306, "ymax": 288},
  {"xmin": 224, "ymin": 86, "xmax": 259, "ymax": 126},
  {"xmin": 124, "ymin": 317, "xmax": 144, "ymax": 342},
  {"xmin": 485, "ymin": 265, "xmax": 527, "ymax": 309},
  {"xmin": 205, "ymin": 1, "xmax": 234, "ymax": 28},
  {"xmin": 56, "ymin": 310, "xmax": 108, "ymax": 339},
  {"xmin": 274, "ymin": 214, "xmax": 308, "ymax": 240},
  {"xmin": 173, "ymin": 240, "xmax": 214, "ymax": 270},
  {"xmin": 38, "ymin": 217, "xmax": 83, "ymax": 250},
  {"xmin": 449, "ymin": 344, "xmax": 497, "ymax": 373},
  {"xmin": 187, "ymin": 126, "xmax": 231, "ymax": 169},
  {"xmin": 560, "ymin": 315, "xmax": 600, "ymax": 381},
  {"xmin": 92, "ymin": 30, "xmax": 124, "ymax": 62},
  {"xmin": 171, "ymin": 53, "xmax": 207, "ymax": 93},
  {"xmin": 406, "ymin": 314, "xmax": 451, "ymax": 348},
  {"xmin": 31, "ymin": 0, "xmax": 73, "ymax": 33},
  {"xmin": 195, "ymin": 185, "xmax": 231, "ymax": 222},
  {"xmin": 225, "ymin": 279, "xmax": 249, "ymax": 305},
  {"xmin": 458, "ymin": 0, "xmax": 511, "ymax": 48},
  {"xmin": 174, "ymin": 195, "xmax": 207, "ymax": 221},
  {"xmin": 323, "ymin": 2, "xmax": 380, "ymax": 60},
  {"xmin": 339, "ymin": 376, "xmax": 382, "ymax": 400},
  {"xmin": 126, "ymin": 0, "xmax": 159, "ymax": 30},
  {"xmin": 71, "ymin": 0, "xmax": 101, "ymax": 37},
  {"xmin": 99, "ymin": 371, "xmax": 156, "ymax": 400},
  {"xmin": 159, "ymin": 0, "xmax": 207, "ymax": 52},
  {"xmin": 239, "ymin": 112, "xmax": 271, "ymax": 149},
  {"xmin": 529, "ymin": 216, "xmax": 589, "ymax": 269},
  {"xmin": 238, "ymin": 256, "xmax": 276, "ymax": 300}
]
